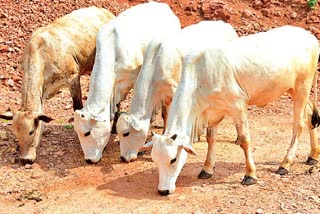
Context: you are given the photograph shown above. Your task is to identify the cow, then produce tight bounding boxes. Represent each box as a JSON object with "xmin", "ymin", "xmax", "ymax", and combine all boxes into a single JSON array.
[
  {"xmin": 73, "ymin": 2, "xmax": 181, "ymax": 164},
  {"xmin": 116, "ymin": 21, "xmax": 238, "ymax": 163},
  {"xmin": 143, "ymin": 25, "xmax": 320, "ymax": 195},
  {"xmin": 0, "ymin": 7, "xmax": 115, "ymax": 165}
]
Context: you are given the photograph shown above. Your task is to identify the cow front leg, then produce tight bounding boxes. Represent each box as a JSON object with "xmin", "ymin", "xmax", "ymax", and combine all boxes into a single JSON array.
[
  {"xmin": 111, "ymin": 103, "xmax": 121, "ymax": 134},
  {"xmin": 198, "ymin": 126, "xmax": 217, "ymax": 179},
  {"xmin": 231, "ymin": 106, "xmax": 257, "ymax": 185},
  {"xmin": 70, "ymin": 75, "xmax": 83, "ymax": 110}
]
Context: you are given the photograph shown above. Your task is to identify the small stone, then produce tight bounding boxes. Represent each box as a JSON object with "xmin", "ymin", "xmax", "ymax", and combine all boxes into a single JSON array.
[
  {"xmin": 7, "ymin": 78, "xmax": 14, "ymax": 87},
  {"xmin": 290, "ymin": 12, "xmax": 297, "ymax": 19},
  {"xmin": 256, "ymin": 208, "xmax": 263, "ymax": 214},
  {"xmin": 0, "ymin": 130, "xmax": 8, "ymax": 141},
  {"xmin": 24, "ymin": 164, "xmax": 33, "ymax": 169},
  {"xmin": 242, "ymin": 9, "xmax": 253, "ymax": 18}
]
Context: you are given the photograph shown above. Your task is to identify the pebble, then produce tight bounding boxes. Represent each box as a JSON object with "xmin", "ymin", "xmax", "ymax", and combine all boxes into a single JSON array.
[
  {"xmin": 256, "ymin": 208, "xmax": 263, "ymax": 214},
  {"xmin": 24, "ymin": 164, "xmax": 33, "ymax": 169}
]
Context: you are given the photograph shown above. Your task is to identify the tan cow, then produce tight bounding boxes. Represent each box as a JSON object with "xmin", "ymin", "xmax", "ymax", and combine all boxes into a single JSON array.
[{"xmin": 0, "ymin": 7, "xmax": 114, "ymax": 164}]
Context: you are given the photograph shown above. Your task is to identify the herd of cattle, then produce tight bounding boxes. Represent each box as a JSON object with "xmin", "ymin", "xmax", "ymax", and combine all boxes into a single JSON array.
[{"xmin": 1, "ymin": 2, "xmax": 320, "ymax": 196}]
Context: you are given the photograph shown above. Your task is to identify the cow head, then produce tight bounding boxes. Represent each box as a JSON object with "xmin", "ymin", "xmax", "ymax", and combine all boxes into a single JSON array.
[
  {"xmin": 144, "ymin": 132, "xmax": 197, "ymax": 195},
  {"xmin": 74, "ymin": 109, "xmax": 110, "ymax": 163},
  {"xmin": 116, "ymin": 113, "xmax": 148, "ymax": 163},
  {"xmin": 0, "ymin": 111, "xmax": 53, "ymax": 164}
]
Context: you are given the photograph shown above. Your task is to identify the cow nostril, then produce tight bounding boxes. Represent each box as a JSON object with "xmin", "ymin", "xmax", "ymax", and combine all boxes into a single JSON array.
[
  {"xmin": 20, "ymin": 158, "xmax": 34, "ymax": 165},
  {"xmin": 85, "ymin": 159, "xmax": 94, "ymax": 164},
  {"xmin": 158, "ymin": 189, "xmax": 170, "ymax": 196},
  {"xmin": 120, "ymin": 156, "xmax": 129, "ymax": 163}
]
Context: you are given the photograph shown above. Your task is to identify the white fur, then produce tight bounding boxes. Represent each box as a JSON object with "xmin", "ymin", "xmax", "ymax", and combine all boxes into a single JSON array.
[
  {"xmin": 74, "ymin": 2, "xmax": 181, "ymax": 162},
  {"xmin": 116, "ymin": 21, "xmax": 238, "ymax": 162},
  {"xmin": 149, "ymin": 25, "xmax": 320, "ymax": 194}
]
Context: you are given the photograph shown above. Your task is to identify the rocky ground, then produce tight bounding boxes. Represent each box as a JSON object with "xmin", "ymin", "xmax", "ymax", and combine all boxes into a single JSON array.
[{"xmin": 1, "ymin": 0, "xmax": 320, "ymax": 213}]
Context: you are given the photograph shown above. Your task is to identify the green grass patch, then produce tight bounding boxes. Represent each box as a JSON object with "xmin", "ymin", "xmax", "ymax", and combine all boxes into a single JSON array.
[
  {"xmin": 63, "ymin": 124, "xmax": 74, "ymax": 129},
  {"xmin": 308, "ymin": 0, "xmax": 318, "ymax": 9}
]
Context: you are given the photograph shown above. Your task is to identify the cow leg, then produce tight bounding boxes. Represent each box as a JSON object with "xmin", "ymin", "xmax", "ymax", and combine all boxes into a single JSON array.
[
  {"xmin": 161, "ymin": 105, "xmax": 168, "ymax": 133},
  {"xmin": 111, "ymin": 103, "xmax": 121, "ymax": 134},
  {"xmin": 198, "ymin": 126, "xmax": 217, "ymax": 179},
  {"xmin": 277, "ymin": 88, "xmax": 310, "ymax": 175},
  {"xmin": 70, "ymin": 75, "xmax": 83, "ymax": 110},
  {"xmin": 231, "ymin": 104, "xmax": 257, "ymax": 185},
  {"xmin": 306, "ymin": 101, "xmax": 319, "ymax": 165}
]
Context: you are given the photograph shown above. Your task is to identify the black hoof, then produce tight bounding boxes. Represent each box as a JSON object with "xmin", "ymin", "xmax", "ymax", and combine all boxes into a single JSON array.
[
  {"xmin": 20, "ymin": 159, "xmax": 34, "ymax": 165},
  {"xmin": 137, "ymin": 151, "xmax": 145, "ymax": 156},
  {"xmin": 120, "ymin": 156, "xmax": 129, "ymax": 163},
  {"xmin": 198, "ymin": 170, "xmax": 213, "ymax": 179},
  {"xmin": 306, "ymin": 157, "xmax": 318, "ymax": 165},
  {"xmin": 85, "ymin": 159, "xmax": 95, "ymax": 164},
  {"xmin": 241, "ymin": 175, "xmax": 257, "ymax": 185},
  {"xmin": 276, "ymin": 167, "xmax": 289, "ymax": 175},
  {"xmin": 158, "ymin": 190, "xmax": 170, "ymax": 196}
]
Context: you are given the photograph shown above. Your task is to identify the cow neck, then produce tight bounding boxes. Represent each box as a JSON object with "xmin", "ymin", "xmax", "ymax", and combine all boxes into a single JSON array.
[
  {"xmin": 129, "ymin": 41, "xmax": 160, "ymax": 121},
  {"xmin": 84, "ymin": 25, "xmax": 115, "ymax": 119},
  {"xmin": 165, "ymin": 62, "xmax": 198, "ymax": 141},
  {"xmin": 20, "ymin": 51, "xmax": 44, "ymax": 113}
]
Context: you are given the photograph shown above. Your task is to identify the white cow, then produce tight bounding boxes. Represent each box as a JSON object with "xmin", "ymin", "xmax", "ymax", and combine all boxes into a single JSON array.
[
  {"xmin": 116, "ymin": 21, "xmax": 238, "ymax": 163},
  {"xmin": 73, "ymin": 2, "xmax": 181, "ymax": 163},
  {"xmin": 0, "ymin": 7, "xmax": 114, "ymax": 164},
  {"xmin": 144, "ymin": 26, "xmax": 320, "ymax": 195}
]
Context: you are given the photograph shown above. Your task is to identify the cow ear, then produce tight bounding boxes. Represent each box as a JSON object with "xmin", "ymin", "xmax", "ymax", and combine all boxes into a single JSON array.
[
  {"xmin": 182, "ymin": 144, "xmax": 197, "ymax": 156},
  {"xmin": 0, "ymin": 111, "xmax": 13, "ymax": 120},
  {"xmin": 38, "ymin": 115, "xmax": 53, "ymax": 123},
  {"xmin": 131, "ymin": 116, "xmax": 142, "ymax": 131},
  {"xmin": 140, "ymin": 141, "xmax": 154, "ymax": 152}
]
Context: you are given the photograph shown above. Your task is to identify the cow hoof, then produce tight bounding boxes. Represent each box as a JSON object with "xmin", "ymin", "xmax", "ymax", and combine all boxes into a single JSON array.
[
  {"xmin": 276, "ymin": 167, "xmax": 289, "ymax": 175},
  {"xmin": 137, "ymin": 151, "xmax": 145, "ymax": 156},
  {"xmin": 241, "ymin": 175, "xmax": 257, "ymax": 185},
  {"xmin": 198, "ymin": 170, "xmax": 213, "ymax": 179},
  {"xmin": 306, "ymin": 157, "xmax": 318, "ymax": 165}
]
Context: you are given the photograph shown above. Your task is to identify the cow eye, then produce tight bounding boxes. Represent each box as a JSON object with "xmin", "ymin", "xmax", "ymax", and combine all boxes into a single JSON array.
[
  {"xmin": 170, "ymin": 158, "xmax": 177, "ymax": 164},
  {"xmin": 84, "ymin": 131, "xmax": 91, "ymax": 137},
  {"xmin": 123, "ymin": 132, "xmax": 129, "ymax": 137},
  {"xmin": 29, "ymin": 130, "xmax": 35, "ymax": 136}
]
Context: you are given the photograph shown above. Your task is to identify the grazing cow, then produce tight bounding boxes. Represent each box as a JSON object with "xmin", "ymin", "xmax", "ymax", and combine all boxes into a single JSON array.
[
  {"xmin": 144, "ymin": 26, "xmax": 320, "ymax": 195},
  {"xmin": 0, "ymin": 7, "xmax": 115, "ymax": 164},
  {"xmin": 116, "ymin": 21, "xmax": 238, "ymax": 163},
  {"xmin": 73, "ymin": 2, "xmax": 181, "ymax": 163}
]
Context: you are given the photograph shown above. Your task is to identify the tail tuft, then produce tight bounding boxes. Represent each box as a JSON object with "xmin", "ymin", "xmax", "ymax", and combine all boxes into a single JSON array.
[{"xmin": 311, "ymin": 108, "xmax": 320, "ymax": 129}]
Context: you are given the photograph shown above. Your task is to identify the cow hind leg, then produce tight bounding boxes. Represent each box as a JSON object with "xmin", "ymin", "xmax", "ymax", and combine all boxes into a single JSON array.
[
  {"xmin": 277, "ymin": 87, "xmax": 311, "ymax": 175},
  {"xmin": 306, "ymin": 101, "xmax": 320, "ymax": 165},
  {"xmin": 231, "ymin": 103, "xmax": 257, "ymax": 185}
]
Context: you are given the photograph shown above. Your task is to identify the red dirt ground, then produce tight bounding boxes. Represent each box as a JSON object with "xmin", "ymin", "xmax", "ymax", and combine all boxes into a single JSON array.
[{"xmin": 1, "ymin": 0, "xmax": 320, "ymax": 213}]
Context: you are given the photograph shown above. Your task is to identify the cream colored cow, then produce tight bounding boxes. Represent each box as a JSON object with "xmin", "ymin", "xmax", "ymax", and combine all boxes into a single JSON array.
[
  {"xmin": 73, "ymin": 2, "xmax": 181, "ymax": 163},
  {"xmin": 116, "ymin": 21, "xmax": 238, "ymax": 163},
  {"xmin": 0, "ymin": 7, "xmax": 115, "ymax": 164},
  {"xmin": 145, "ymin": 26, "xmax": 320, "ymax": 195}
]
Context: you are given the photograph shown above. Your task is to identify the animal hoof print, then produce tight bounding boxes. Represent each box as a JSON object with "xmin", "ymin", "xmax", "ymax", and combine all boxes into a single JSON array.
[
  {"xmin": 276, "ymin": 167, "xmax": 289, "ymax": 175},
  {"xmin": 198, "ymin": 170, "xmax": 213, "ymax": 179},
  {"xmin": 306, "ymin": 157, "xmax": 318, "ymax": 165},
  {"xmin": 241, "ymin": 175, "xmax": 257, "ymax": 185}
]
